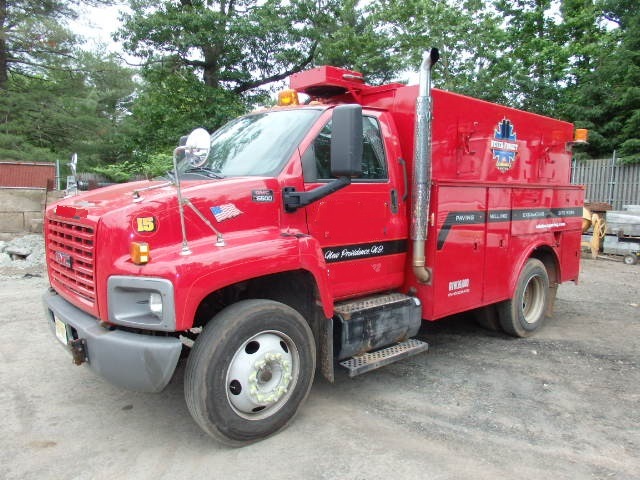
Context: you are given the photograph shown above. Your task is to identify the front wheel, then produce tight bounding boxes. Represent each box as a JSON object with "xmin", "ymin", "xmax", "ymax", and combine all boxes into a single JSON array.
[
  {"xmin": 184, "ymin": 300, "xmax": 316, "ymax": 446},
  {"xmin": 623, "ymin": 254, "xmax": 638, "ymax": 265},
  {"xmin": 498, "ymin": 259, "xmax": 550, "ymax": 338}
]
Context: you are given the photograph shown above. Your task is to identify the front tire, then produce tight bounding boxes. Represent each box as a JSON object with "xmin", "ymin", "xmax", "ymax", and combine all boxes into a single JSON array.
[
  {"xmin": 498, "ymin": 259, "xmax": 550, "ymax": 337},
  {"xmin": 184, "ymin": 300, "xmax": 316, "ymax": 446}
]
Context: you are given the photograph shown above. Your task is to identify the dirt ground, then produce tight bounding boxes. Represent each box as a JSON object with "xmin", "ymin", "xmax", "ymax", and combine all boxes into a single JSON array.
[{"xmin": 0, "ymin": 257, "xmax": 638, "ymax": 480}]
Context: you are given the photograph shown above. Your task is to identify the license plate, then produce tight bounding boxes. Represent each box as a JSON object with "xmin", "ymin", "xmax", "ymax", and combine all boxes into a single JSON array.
[{"xmin": 54, "ymin": 317, "xmax": 68, "ymax": 345}]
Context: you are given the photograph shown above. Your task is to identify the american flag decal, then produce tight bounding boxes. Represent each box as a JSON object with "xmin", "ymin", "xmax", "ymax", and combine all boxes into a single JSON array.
[{"xmin": 210, "ymin": 203, "xmax": 242, "ymax": 222}]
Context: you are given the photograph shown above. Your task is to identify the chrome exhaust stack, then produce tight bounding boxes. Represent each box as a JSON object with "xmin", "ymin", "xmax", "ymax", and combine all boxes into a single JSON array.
[{"xmin": 411, "ymin": 48, "xmax": 439, "ymax": 284}]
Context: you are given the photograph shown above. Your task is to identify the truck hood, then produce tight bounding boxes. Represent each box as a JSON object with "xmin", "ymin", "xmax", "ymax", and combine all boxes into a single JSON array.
[
  {"xmin": 58, "ymin": 180, "xmax": 187, "ymax": 216},
  {"xmin": 51, "ymin": 177, "xmax": 283, "ymax": 243},
  {"xmin": 56, "ymin": 177, "xmax": 278, "ymax": 216}
]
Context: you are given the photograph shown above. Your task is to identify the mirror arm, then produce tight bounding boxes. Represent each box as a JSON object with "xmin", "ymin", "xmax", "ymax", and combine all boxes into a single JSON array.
[{"xmin": 283, "ymin": 177, "xmax": 351, "ymax": 213}]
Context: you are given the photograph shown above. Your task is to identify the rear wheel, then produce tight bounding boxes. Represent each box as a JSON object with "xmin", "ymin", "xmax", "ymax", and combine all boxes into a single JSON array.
[
  {"xmin": 498, "ymin": 259, "xmax": 549, "ymax": 337},
  {"xmin": 623, "ymin": 254, "xmax": 638, "ymax": 265},
  {"xmin": 184, "ymin": 299, "xmax": 316, "ymax": 446}
]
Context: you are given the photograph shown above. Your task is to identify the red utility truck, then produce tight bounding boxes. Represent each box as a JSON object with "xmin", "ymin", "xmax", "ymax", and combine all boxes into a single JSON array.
[{"xmin": 44, "ymin": 50, "xmax": 584, "ymax": 445}]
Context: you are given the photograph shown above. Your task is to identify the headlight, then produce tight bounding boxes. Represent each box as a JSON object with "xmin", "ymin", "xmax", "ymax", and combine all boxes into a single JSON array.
[
  {"xmin": 107, "ymin": 276, "xmax": 175, "ymax": 331},
  {"xmin": 149, "ymin": 292, "xmax": 163, "ymax": 316}
]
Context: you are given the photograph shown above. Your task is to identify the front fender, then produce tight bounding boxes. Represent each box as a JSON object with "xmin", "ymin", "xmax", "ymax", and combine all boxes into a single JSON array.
[{"xmin": 180, "ymin": 233, "xmax": 334, "ymax": 330}]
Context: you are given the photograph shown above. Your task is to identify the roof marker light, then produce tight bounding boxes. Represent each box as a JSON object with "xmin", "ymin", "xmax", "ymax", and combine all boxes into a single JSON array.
[
  {"xmin": 277, "ymin": 89, "xmax": 299, "ymax": 106},
  {"xmin": 574, "ymin": 129, "xmax": 588, "ymax": 143}
]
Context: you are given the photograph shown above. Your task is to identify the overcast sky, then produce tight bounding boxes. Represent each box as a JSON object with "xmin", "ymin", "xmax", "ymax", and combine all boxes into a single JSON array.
[{"xmin": 72, "ymin": 3, "xmax": 129, "ymax": 53}]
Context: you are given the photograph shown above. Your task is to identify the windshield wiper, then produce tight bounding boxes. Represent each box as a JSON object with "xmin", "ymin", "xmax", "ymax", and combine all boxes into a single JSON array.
[{"xmin": 184, "ymin": 166, "xmax": 224, "ymax": 178}]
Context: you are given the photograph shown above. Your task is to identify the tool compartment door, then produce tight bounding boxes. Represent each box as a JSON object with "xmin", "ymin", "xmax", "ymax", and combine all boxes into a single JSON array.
[
  {"xmin": 432, "ymin": 185, "xmax": 486, "ymax": 318},
  {"xmin": 483, "ymin": 187, "xmax": 512, "ymax": 303}
]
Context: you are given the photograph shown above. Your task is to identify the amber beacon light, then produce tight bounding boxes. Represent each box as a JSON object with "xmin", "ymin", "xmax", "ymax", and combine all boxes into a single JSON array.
[{"xmin": 277, "ymin": 89, "xmax": 299, "ymax": 106}]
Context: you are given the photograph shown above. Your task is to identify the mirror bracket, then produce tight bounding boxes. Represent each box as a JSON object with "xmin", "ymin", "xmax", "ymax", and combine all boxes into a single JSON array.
[{"xmin": 283, "ymin": 177, "xmax": 351, "ymax": 213}]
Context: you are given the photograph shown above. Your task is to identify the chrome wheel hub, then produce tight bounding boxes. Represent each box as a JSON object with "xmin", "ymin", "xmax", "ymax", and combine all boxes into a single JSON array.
[
  {"xmin": 522, "ymin": 276, "xmax": 545, "ymax": 324},
  {"xmin": 226, "ymin": 331, "xmax": 297, "ymax": 419}
]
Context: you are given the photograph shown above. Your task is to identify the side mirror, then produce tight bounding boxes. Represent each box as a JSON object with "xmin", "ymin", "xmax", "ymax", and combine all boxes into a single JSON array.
[
  {"xmin": 184, "ymin": 128, "xmax": 211, "ymax": 167},
  {"xmin": 330, "ymin": 104, "xmax": 362, "ymax": 177}
]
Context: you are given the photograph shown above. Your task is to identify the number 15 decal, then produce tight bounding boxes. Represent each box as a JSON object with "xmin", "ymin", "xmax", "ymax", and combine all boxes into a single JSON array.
[{"xmin": 135, "ymin": 216, "xmax": 157, "ymax": 233}]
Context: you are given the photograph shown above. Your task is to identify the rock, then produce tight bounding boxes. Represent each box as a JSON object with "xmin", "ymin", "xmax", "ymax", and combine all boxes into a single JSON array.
[
  {"xmin": 6, "ymin": 246, "xmax": 31, "ymax": 258},
  {"xmin": 0, "ymin": 234, "xmax": 45, "ymax": 269},
  {"xmin": 0, "ymin": 252, "xmax": 11, "ymax": 267}
]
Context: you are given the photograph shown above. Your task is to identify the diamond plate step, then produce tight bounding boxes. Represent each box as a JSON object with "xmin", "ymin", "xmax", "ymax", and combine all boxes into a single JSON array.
[
  {"xmin": 334, "ymin": 293, "xmax": 413, "ymax": 318},
  {"xmin": 338, "ymin": 339, "xmax": 428, "ymax": 377}
]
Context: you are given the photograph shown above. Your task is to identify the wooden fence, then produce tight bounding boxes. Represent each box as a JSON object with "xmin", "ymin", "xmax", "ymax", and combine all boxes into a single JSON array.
[{"xmin": 571, "ymin": 154, "xmax": 640, "ymax": 210}]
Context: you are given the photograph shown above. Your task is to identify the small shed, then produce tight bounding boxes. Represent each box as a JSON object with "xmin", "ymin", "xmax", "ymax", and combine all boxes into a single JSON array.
[{"xmin": 0, "ymin": 161, "xmax": 56, "ymax": 189}]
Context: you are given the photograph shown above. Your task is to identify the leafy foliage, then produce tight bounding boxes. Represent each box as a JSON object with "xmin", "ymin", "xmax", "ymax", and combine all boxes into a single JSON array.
[
  {"xmin": 116, "ymin": 0, "xmax": 346, "ymax": 92},
  {"xmin": 3, "ymin": 0, "xmax": 640, "ymax": 170},
  {"xmin": 0, "ymin": 0, "xmax": 134, "ymax": 168},
  {"xmin": 0, "ymin": 0, "xmax": 116, "ymax": 87},
  {"xmin": 121, "ymin": 59, "xmax": 246, "ymax": 156},
  {"xmin": 93, "ymin": 152, "xmax": 173, "ymax": 181},
  {"xmin": 0, "ymin": 52, "xmax": 134, "ymax": 164}
]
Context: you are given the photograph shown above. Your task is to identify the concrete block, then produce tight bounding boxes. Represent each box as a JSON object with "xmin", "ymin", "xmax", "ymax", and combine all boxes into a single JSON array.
[
  {"xmin": 0, "ymin": 212, "xmax": 25, "ymax": 233},
  {"xmin": 0, "ymin": 189, "xmax": 45, "ymax": 212},
  {"xmin": 24, "ymin": 212, "xmax": 44, "ymax": 233},
  {"xmin": 45, "ymin": 190, "xmax": 65, "ymax": 206}
]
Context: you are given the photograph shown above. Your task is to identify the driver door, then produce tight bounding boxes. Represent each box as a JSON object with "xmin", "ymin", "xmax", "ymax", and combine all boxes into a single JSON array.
[{"xmin": 301, "ymin": 111, "xmax": 407, "ymax": 299}]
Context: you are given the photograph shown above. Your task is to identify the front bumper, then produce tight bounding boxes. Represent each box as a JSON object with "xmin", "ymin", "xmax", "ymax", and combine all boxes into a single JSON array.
[{"xmin": 44, "ymin": 289, "xmax": 182, "ymax": 393}]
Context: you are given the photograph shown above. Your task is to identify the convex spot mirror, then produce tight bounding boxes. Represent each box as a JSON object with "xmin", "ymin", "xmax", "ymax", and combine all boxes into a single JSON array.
[{"xmin": 185, "ymin": 128, "xmax": 211, "ymax": 167}]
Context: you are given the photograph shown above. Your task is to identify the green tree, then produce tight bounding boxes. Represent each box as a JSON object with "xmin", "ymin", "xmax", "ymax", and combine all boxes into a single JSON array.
[
  {"xmin": 0, "ymin": 0, "xmax": 135, "ymax": 164},
  {"xmin": 0, "ymin": 0, "xmax": 116, "ymax": 89},
  {"xmin": 115, "ymin": 0, "xmax": 404, "ymax": 158},
  {"xmin": 0, "ymin": 52, "xmax": 134, "ymax": 163},
  {"xmin": 121, "ymin": 59, "xmax": 245, "ymax": 157},
  {"xmin": 117, "ymin": 0, "xmax": 348, "ymax": 93},
  {"xmin": 312, "ymin": 0, "xmax": 403, "ymax": 84},
  {"xmin": 369, "ymin": 0, "xmax": 508, "ymax": 98},
  {"xmin": 560, "ymin": 0, "xmax": 640, "ymax": 162},
  {"xmin": 488, "ymin": 0, "xmax": 568, "ymax": 116}
]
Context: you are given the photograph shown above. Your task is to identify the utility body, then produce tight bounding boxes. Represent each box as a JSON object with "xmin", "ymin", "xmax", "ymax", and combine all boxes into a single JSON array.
[{"xmin": 43, "ymin": 51, "xmax": 584, "ymax": 444}]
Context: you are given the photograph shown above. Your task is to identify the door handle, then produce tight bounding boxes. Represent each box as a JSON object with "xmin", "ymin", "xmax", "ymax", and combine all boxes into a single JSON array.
[
  {"xmin": 398, "ymin": 158, "xmax": 409, "ymax": 202},
  {"xmin": 390, "ymin": 189, "xmax": 399, "ymax": 214}
]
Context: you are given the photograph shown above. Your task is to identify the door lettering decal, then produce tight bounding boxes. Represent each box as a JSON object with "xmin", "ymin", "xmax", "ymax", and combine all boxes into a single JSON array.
[{"xmin": 323, "ymin": 239, "xmax": 407, "ymax": 264}]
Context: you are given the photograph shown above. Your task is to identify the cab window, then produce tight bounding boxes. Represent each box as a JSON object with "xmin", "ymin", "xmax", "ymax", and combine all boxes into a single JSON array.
[{"xmin": 302, "ymin": 115, "xmax": 388, "ymax": 182}]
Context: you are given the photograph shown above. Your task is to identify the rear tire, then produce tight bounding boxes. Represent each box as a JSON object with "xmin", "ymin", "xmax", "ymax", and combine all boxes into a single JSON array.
[
  {"xmin": 498, "ymin": 259, "xmax": 549, "ymax": 337},
  {"xmin": 184, "ymin": 299, "xmax": 316, "ymax": 446}
]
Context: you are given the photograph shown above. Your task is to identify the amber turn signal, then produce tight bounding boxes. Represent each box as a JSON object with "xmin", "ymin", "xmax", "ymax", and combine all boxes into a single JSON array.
[{"xmin": 130, "ymin": 242, "xmax": 150, "ymax": 265}]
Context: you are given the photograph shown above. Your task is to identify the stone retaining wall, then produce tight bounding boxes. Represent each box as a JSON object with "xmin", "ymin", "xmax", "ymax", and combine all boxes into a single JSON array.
[{"xmin": 0, "ymin": 188, "xmax": 64, "ymax": 237}]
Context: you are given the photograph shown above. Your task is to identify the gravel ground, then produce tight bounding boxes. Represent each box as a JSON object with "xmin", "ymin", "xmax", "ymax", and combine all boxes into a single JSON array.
[
  {"xmin": 0, "ymin": 234, "xmax": 46, "ymax": 274},
  {"xmin": 0, "ymin": 256, "xmax": 638, "ymax": 480}
]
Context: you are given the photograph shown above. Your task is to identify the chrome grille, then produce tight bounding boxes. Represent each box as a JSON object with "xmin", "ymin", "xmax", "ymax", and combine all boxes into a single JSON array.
[{"xmin": 47, "ymin": 219, "xmax": 96, "ymax": 306}]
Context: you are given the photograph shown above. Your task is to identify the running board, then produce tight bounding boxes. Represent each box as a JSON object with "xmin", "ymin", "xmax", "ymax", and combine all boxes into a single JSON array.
[{"xmin": 338, "ymin": 339, "xmax": 428, "ymax": 377}]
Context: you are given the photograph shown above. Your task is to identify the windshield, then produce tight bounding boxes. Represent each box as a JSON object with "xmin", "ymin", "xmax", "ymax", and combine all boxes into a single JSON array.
[{"xmin": 180, "ymin": 109, "xmax": 322, "ymax": 178}]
